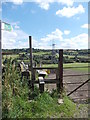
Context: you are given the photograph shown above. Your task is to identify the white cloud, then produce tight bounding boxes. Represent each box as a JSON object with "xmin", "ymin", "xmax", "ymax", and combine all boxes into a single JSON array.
[
  {"xmin": 41, "ymin": 28, "xmax": 63, "ymax": 42},
  {"xmin": 57, "ymin": 0, "xmax": 73, "ymax": 6},
  {"xmin": 9, "ymin": 0, "xmax": 23, "ymax": 5},
  {"xmin": 11, "ymin": 21, "xmax": 20, "ymax": 29},
  {"xmin": 3, "ymin": 0, "xmax": 23, "ymax": 5},
  {"xmin": 2, "ymin": 25, "xmax": 41, "ymax": 49},
  {"xmin": 81, "ymin": 24, "xmax": 90, "ymax": 29},
  {"xmin": 60, "ymin": 33, "xmax": 88, "ymax": 49},
  {"xmin": 38, "ymin": 2, "xmax": 49, "ymax": 10},
  {"xmin": 56, "ymin": 4, "xmax": 85, "ymax": 18},
  {"xmin": 2, "ymin": 27, "xmax": 29, "ymax": 49},
  {"xmin": 2, "ymin": 0, "xmax": 74, "ymax": 10},
  {"xmin": 40, "ymin": 29, "xmax": 88, "ymax": 49},
  {"xmin": 32, "ymin": 0, "xmax": 74, "ymax": 10},
  {"xmin": 14, "ymin": 25, "xmax": 20, "ymax": 29},
  {"xmin": 3, "ymin": 0, "xmax": 74, "ymax": 9},
  {"xmin": 2, "ymin": 27, "xmax": 88, "ymax": 49},
  {"xmin": 64, "ymin": 30, "xmax": 70, "ymax": 35}
]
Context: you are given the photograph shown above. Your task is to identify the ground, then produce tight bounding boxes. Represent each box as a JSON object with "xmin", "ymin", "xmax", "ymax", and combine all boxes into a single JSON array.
[{"xmin": 44, "ymin": 69, "xmax": 89, "ymax": 118}]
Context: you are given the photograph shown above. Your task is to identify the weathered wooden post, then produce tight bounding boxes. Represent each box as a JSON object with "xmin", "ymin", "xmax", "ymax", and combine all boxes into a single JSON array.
[
  {"xmin": 39, "ymin": 77, "xmax": 45, "ymax": 93},
  {"xmin": 29, "ymin": 36, "xmax": 34, "ymax": 91},
  {"xmin": 57, "ymin": 49, "xmax": 63, "ymax": 92}
]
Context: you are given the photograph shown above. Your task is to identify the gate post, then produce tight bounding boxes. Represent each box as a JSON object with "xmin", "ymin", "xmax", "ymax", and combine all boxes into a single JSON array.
[
  {"xmin": 29, "ymin": 36, "xmax": 34, "ymax": 91},
  {"xmin": 57, "ymin": 49, "xmax": 63, "ymax": 92}
]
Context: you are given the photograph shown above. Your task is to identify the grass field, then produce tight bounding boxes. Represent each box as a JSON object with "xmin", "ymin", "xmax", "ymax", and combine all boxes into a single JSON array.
[
  {"xmin": 3, "ymin": 54, "xmax": 19, "ymax": 59},
  {"xmin": 63, "ymin": 55, "xmax": 89, "ymax": 59},
  {"xmin": 2, "ymin": 53, "xmax": 89, "ymax": 72},
  {"xmin": 33, "ymin": 51, "xmax": 51, "ymax": 55},
  {"xmin": 43, "ymin": 63, "xmax": 89, "ymax": 72}
]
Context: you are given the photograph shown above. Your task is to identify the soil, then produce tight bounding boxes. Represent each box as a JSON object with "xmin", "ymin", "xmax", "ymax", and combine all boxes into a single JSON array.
[
  {"xmin": 45, "ymin": 69, "xmax": 89, "ymax": 103},
  {"xmin": 45, "ymin": 69, "xmax": 89, "ymax": 118}
]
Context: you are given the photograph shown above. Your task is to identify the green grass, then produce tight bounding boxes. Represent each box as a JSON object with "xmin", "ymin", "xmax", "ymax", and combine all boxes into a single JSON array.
[
  {"xmin": 3, "ymin": 54, "xmax": 19, "ymax": 59},
  {"xmin": 2, "ymin": 58, "xmax": 88, "ymax": 118},
  {"xmin": 63, "ymin": 55, "xmax": 89, "ymax": 59},
  {"xmin": 26, "ymin": 92, "xmax": 77, "ymax": 118},
  {"xmin": 8, "ymin": 91, "xmax": 77, "ymax": 118},
  {"xmin": 64, "ymin": 63, "xmax": 88, "ymax": 72},
  {"xmin": 33, "ymin": 51, "xmax": 51, "ymax": 55},
  {"xmin": 43, "ymin": 63, "xmax": 89, "ymax": 72}
]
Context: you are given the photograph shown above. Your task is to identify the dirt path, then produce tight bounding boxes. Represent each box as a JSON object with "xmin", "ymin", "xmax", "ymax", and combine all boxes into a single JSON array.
[
  {"xmin": 45, "ymin": 69, "xmax": 89, "ymax": 103},
  {"xmin": 73, "ymin": 104, "xmax": 89, "ymax": 118},
  {"xmin": 45, "ymin": 69, "xmax": 89, "ymax": 118}
]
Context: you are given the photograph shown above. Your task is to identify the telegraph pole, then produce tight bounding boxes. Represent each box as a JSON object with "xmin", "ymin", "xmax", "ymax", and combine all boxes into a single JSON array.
[{"xmin": 52, "ymin": 40, "xmax": 56, "ymax": 63}]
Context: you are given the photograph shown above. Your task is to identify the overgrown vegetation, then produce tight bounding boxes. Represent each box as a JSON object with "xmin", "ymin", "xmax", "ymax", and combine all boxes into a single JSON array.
[{"xmin": 2, "ymin": 58, "xmax": 82, "ymax": 118}]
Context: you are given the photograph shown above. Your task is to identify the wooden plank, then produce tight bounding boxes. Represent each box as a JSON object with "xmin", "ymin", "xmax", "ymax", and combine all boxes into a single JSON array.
[
  {"xmin": 33, "ymin": 66, "xmax": 89, "ymax": 70},
  {"xmin": 29, "ymin": 79, "xmax": 59, "ymax": 84},
  {"xmin": 33, "ymin": 67, "xmax": 57, "ymax": 70}
]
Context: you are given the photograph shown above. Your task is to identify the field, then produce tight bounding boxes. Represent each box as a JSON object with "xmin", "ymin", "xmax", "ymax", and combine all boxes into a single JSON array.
[
  {"xmin": 43, "ymin": 63, "xmax": 89, "ymax": 72},
  {"xmin": 3, "ymin": 53, "xmax": 89, "ymax": 72}
]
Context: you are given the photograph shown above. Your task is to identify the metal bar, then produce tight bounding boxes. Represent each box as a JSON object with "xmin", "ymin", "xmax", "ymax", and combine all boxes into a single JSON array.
[
  {"xmin": 29, "ymin": 36, "xmax": 34, "ymax": 91},
  {"xmin": 63, "ymin": 73, "xmax": 90, "ymax": 77},
  {"xmin": 67, "ymin": 79, "xmax": 90, "ymax": 96}
]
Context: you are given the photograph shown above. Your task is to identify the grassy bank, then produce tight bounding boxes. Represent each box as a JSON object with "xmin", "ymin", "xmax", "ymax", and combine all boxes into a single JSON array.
[{"xmin": 2, "ymin": 58, "xmax": 78, "ymax": 118}]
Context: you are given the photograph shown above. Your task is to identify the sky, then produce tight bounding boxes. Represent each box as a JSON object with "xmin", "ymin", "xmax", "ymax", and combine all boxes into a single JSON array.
[{"xmin": 1, "ymin": 0, "xmax": 89, "ymax": 49}]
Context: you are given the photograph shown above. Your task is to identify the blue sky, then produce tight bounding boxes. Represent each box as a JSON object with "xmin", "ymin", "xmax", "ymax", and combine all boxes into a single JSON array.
[{"xmin": 1, "ymin": 0, "xmax": 89, "ymax": 49}]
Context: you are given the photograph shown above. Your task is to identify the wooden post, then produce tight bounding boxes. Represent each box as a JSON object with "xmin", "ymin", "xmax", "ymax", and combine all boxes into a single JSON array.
[
  {"xmin": 38, "ymin": 77, "xmax": 45, "ymax": 93},
  {"xmin": 29, "ymin": 36, "xmax": 34, "ymax": 91},
  {"xmin": 57, "ymin": 49, "xmax": 63, "ymax": 92}
]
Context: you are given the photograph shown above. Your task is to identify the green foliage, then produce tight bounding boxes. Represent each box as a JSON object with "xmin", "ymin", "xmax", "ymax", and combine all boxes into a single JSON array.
[
  {"xmin": 3, "ymin": 58, "xmax": 85, "ymax": 118},
  {"xmin": 2, "ymin": 58, "xmax": 29, "ymax": 118}
]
